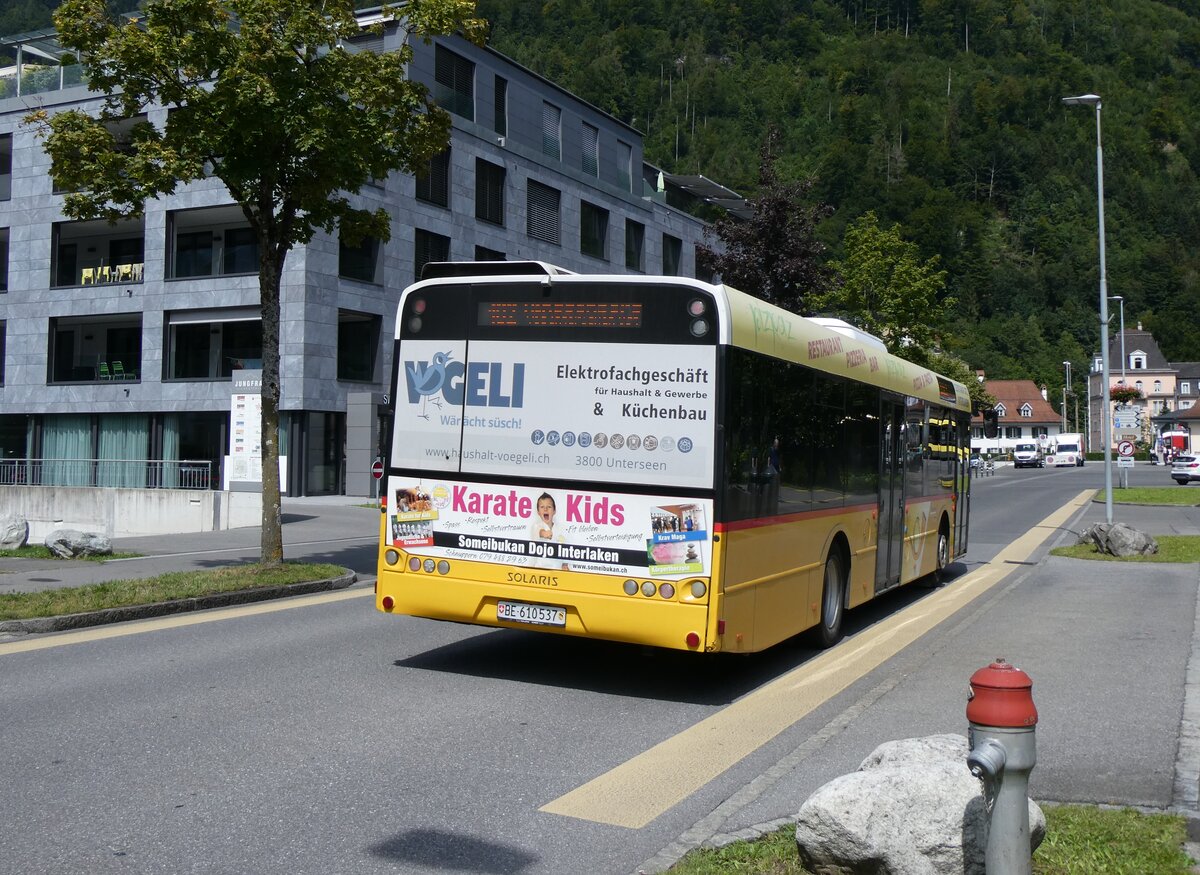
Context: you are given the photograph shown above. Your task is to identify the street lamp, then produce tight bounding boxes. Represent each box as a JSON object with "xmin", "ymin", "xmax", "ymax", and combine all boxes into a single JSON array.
[
  {"xmin": 1109, "ymin": 295, "xmax": 1126, "ymax": 385},
  {"xmin": 1063, "ymin": 92, "xmax": 1113, "ymax": 524},
  {"xmin": 1062, "ymin": 361, "xmax": 1071, "ymax": 431}
]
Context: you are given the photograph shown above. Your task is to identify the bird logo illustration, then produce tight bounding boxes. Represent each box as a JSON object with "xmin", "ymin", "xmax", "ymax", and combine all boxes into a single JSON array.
[{"xmin": 407, "ymin": 351, "xmax": 452, "ymax": 420}]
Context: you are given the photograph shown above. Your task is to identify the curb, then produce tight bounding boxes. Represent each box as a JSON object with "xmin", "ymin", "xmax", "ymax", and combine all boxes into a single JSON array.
[{"xmin": 0, "ymin": 570, "xmax": 358, "ymax": 635}]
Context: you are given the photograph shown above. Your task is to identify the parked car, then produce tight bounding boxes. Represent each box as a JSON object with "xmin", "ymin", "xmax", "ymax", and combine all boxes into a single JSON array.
[
  {"xmin": 1171, "ymin": 454, "xmax": 1200, "ymax": 485},
  {"xmin": 969, "ymin": 452, "xmax": 983, "ymax": 471},
  {"xmin": 1012, "ymin": 442, "xmax": 1045, "ymax": 469}
]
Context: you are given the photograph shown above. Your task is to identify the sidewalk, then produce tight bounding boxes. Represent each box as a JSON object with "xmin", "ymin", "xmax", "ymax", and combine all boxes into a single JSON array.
[{"xmin": 0, "ymin": 495, "xmax": 381, "ymax": 631}]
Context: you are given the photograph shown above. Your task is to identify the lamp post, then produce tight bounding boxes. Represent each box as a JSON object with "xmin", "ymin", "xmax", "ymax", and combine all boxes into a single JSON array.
[
  {"xmin": 1062, "ymin": 361, "xmax": 1071, "ymax": 431},
  {"xmin": 1063, "ymin": 93, "xmax": 1113, "ymax": 524},
  {"xmin": 1109, "ymin": 295, "xmax": 1126, "ymax": 385}
]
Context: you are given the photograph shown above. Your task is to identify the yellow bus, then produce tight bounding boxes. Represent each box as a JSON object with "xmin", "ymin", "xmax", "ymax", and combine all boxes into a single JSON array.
[{"xmin": 375, "ymin": 262, "xmax": 973, "ymax": 653}]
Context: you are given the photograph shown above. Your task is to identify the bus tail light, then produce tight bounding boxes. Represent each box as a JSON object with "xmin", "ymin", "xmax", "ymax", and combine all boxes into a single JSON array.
[
  {"xmin": 659, "ymin": 583, "xmax": 675, "ymax": 599},
  {"xmin": 690, "ymin": 581, "xmax": 707, "ymax": 598},
  {"xmin": 641, "ymin": 581, "xmax": 656, "ymax": 597},
  {"xmin": 685, "ymin": 632, "xmax": 701, "ymax": 649},
  {"xmin": 381, "ymin": 596, "xmax": 394, "ymax": 611},
  {"xmin": 623, "ymin": 580, "xmax": 638, "ymax": 595},
  {"xmin": 408, "ymin": 557, "xmax": 421, "ymax": 572},
  {"xmin": 437, "ymin": 561, "xmax": 450, "ymax": 575},
  {"xmin": 384, "ymin": 549, "xmax": 400, "ymax": 566},
  {"xmin": 717, "ymin": 619, "xmax": 725, "ymax": 635}
]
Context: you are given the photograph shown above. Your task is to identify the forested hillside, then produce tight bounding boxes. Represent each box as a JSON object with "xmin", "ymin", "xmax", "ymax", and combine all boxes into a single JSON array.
[{"xmin": 479, "ymin": 0, "xmax": 1200, "ymax": 392}]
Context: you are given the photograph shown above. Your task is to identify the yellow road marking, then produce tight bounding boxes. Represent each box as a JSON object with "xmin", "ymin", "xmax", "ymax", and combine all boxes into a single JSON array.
[
  {"xmin": 540, "ymin": 491, "xmax": 1091, "ymax": 828},
  {"xmin": 0, "ymin": 586, "xmax": 374, "ymax": 656}
]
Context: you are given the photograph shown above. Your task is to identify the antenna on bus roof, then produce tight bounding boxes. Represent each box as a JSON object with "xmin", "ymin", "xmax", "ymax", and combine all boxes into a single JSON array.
[{"xmin": 420, "ymin": 261, "xmax": 576, "ymax": 280}]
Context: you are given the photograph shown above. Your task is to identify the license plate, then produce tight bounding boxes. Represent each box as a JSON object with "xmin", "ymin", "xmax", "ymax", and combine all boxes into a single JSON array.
[{"xmin": 497, "ymin": 600, "xmax": 567, "ymax": 627}]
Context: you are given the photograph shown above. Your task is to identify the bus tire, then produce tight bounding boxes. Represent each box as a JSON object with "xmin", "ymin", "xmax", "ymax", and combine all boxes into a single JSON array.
[
  {"xmin": 934, "ymin": 517, "xmax": 951, "ymax": 584},
  {"xmin": 813, "ymin": 549, "xmax": 846, "ymax": 648}
]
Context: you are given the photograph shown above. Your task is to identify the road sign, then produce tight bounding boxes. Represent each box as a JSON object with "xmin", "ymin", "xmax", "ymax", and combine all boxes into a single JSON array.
[
  {"xmin": 1117, "ymin": 440, "xmax": 1135, "ymax": 458},
  {"xmin": 372, "ymin": 460, "xmax": 384, "ymax": 480},
  {"xmin": 1118, "ymin": 457, "xmax": 1135, "ymax": 468}
]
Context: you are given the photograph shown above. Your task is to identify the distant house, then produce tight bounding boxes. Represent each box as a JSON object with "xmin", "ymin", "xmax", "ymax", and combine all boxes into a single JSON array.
[
  {"xmin": 1088, "ymin": 323, "xmax": 1196, "ymax": 454},
  {"xmin": 970, "ymin": 378, "xmax": 1063, "ymax": 455}
]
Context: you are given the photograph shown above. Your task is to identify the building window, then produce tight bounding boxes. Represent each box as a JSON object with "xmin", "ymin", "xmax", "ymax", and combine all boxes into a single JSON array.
[
  {"xmin": 1131, "ymin": 353, "xmax": 1147, "ymax": 369},
  {"xmin": 0, "ymin": 320, "xmax": 5, "ymax": 385},
  {"xmin": 165, "ymin": 308, "xmax": 262, "ymax": 380},
  {"xmin": 0, "ymin": 134, "xmax": 11, "ymax": 201},
  {"xmin": 1019, "ymin": 404, "xmax": 1032, "ymax": 417},
  {"xmin": 1154, "ymin": 380, "xmax": 1163, "ymax": 394},
  {"xmin": 542, "ymin": 102, "xmax": 561, "ymax": 160},
  {"xmin": 339, "ymin": 234, "xmax": 381, "ymax": 284},
  {"xmin": 475, "ymin": 246, "xmax": 505, "ymax": 261},
  {"xmin": 337, "ymin": 310, "xmax": 380, "ymax": 382},
  {"xmin": 1183, "ymin": 382, "xmax": 1192, "ymax": 395},
  {"xmin": 494, "ymin": 76, "xmax": 507, "ymax": 137},
  {"xmin": 1135, "ymin": 380, "xmax": 1144, "ymax": 394},
  {"xmin": 625, "ymin": 220, "xmax": 644, "ymax": 271},
  {"xmin": 1033, "ymin": 427, "xmax": 1049, "ymax": 438},
  {"xmin": 972, "ymin": 427, "xmax": 983, "ymax": 439},
  {"xmin": 1005, "ymin": 427, "xmax": 1022, "ymax": 439},
  {"xmin": 616, "ymin": 140, "xmax": 632, "ymax": 192},
  {"xmin": 168, "ymin": 208, "xmax": 257, "ymax": 279},
  {"xmin": 414, "ymin": 228, "xmax": 450, "ymax": 281},
  {"xmin": 50, "ymin": 314, "xmax": 143, "ymax": 383},
  {"xmin": 475, "ymin": 158, "xmax": 505, "ymax": 226},
  {"xmin": 581, "ymin": 122, "xmax": 599, "ymax": 177},
  {"xmin": 0, "ymin": 227, "xmax": 7, "ymax": 292},
  {"xmin": 663, "ymin": 233, "xmax": 682, "ymax": 275},
  {"xmin": 526, "ymin": 180, "xmax": 561, "ymax": 245},
  {"xmin": 994, "ymin": 403, "xmax": 1007, "ymax": 417},
  {"xmin": 434, "ymin": 44, "xmax": 474, "ymax": 121},
  {"xmin": 580, "ymin": 202, "xmax": 608, "ymax": 260},
  {"xmin": 416, "ymin": 148, "xmax": 450, "ymax": 208}
]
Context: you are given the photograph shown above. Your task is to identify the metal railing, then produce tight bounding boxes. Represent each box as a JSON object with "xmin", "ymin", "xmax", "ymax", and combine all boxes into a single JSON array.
[{"xmin": 0, "ymin": 458, "xmax": 213, "ymax": 490}]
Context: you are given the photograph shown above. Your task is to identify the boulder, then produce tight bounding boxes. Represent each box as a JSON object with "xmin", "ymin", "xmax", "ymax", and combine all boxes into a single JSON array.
[
  {"xmin": 0, "ymin": 514, "xmax": 29, "ymax": 550},
  {"xmin": 795, "ymin": 734, "xmax": 1044, "ymax": 875},
  {"xmin": 1077, "ymin": 522, "xmax": 1158, "ymax": 557},
  {"xmin": 44, "ymin": 529, "xmax": 113, "ymax": 559}
]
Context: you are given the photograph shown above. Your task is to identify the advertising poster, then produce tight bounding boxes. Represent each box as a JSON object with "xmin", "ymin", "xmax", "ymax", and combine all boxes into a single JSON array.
[
  {"xmin": 387, "ymin": 477, "xmax": 713, "ymax": 580},
  {"xmin": 392, "ymin": 340, "xmax": 717, "ymax": 491}
]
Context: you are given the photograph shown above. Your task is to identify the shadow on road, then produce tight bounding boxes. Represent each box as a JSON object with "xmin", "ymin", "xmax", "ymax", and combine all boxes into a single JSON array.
[{"xmin": 392, "ymin": 565, "xmax": 968, "ymax": 706}]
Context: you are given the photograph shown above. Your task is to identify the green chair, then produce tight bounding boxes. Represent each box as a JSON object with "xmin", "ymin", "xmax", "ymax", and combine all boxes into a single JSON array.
[
  {"xmin": 98, "ymin": 362, "xmax": 112, "ymax": 380},
  {"xmin": 112, "ymin": 361, "xmax": 134, "ymax": 380}
]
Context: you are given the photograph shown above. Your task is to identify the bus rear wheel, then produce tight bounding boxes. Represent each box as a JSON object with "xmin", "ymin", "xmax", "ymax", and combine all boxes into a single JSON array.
[
  {"xmin": 813, "ymin": 550, "xmax": 846, "ymax": 648},
  {"xmin": 935, "ymin": 519, "xmax": 951, "ymax": 584}
]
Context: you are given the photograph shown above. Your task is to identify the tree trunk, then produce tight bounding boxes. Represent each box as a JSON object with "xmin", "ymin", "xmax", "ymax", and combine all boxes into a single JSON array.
[{"xmin": 258, "ymin": 245, "xmax": 286, "ymax": 566}]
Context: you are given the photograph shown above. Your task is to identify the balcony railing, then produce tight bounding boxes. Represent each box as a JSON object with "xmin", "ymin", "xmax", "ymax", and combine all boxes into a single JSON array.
[{"xmin": 0, "ymin": 458, "xmax": 213, "ymax": 490}]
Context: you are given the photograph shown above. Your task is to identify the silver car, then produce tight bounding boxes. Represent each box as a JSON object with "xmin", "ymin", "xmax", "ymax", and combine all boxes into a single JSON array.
[{"xmin": 1171, "ymin": 454, "xmax": 1200, "ymax": 485}]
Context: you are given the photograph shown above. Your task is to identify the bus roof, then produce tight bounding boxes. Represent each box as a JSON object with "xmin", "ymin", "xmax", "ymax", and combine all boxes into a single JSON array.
[{"xmin": 398, "ymin": 264, "xmax": 972, "ymax": 414}]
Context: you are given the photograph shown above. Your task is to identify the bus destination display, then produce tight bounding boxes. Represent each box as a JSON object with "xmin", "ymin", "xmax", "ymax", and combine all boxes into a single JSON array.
[{"xmin": 478, "ymin": 301, "xmax": 643, "ymax": 329}]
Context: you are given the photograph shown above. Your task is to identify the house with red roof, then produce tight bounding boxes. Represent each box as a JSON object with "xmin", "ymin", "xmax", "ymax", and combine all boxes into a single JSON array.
[{"xmin": 970, "ymin": 378, "xmax": 1065, "ymax": 455}]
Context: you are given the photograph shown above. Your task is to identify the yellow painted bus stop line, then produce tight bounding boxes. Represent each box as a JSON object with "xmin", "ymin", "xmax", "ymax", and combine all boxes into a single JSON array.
[
  {"xmin": 540, "ymin": 490, "xmax": 1091, "ymax": 829},
  {"xmin": 0, "ymin": 587, "xmax": 374, "ymax": 657}
]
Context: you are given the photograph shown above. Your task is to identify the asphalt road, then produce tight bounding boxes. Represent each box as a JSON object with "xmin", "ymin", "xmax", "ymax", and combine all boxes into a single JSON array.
[{"xmin": 1, "ymin": 462, "xmax": 1197, "ymax": 874}]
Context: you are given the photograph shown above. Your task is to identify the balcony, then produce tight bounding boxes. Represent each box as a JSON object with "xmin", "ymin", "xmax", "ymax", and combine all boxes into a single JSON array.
[
  {"xmin": 52, "ymin": 218, "xmax": 145, "ymax": 288},
  {"xmin": 0, "ymin": 31, "xmax": 86, "ymax": 100},
  {"xmin": 0, "ymin": 457, "xmax": 212, "ymax": 489},
  {"xmin": 49, "ymin": 314, "xmax": 142, "ymax": 384},
  {"xmin": 168, "ymin": 206, "xmax": 259, "ymax": 280}
]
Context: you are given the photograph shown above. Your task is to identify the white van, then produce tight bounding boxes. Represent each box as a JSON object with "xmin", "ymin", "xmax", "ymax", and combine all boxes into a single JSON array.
[
  {"xmin": 1049, "ymin": 433, "xmax": 1085, "ymax": 467},
  {"xmin": 1012, "ymin": 442, "xmax": 1044, "ymax": 468}
]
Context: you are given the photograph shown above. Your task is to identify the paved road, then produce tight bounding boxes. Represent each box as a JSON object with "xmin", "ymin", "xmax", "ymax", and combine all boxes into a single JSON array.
[{"xmin": 1, "ymin": 465, "xmax": 1198, "ymax": 873}]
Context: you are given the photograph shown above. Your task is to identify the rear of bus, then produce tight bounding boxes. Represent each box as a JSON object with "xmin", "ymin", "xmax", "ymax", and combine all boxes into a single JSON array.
[{"xmin": 375, "ymin": 265, "xmax": 723, "ymax": 652}]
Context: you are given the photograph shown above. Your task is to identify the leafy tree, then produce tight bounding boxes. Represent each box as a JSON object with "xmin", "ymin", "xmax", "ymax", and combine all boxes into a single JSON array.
[
  {"xmin": 696, "ymin": 126, "xmax": 834, "ymax": 313},
  {"xmin": 28, "ymin": 0, "xmax": 485, "ymax": 565},
  {"xmin": 814, "ymin": 211, "xmax": 953, "ymax": 363}
]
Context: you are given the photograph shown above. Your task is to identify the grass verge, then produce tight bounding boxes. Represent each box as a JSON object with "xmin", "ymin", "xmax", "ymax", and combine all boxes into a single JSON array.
[
  {"xmin": 0, "ymin": 545, "xmax": 141, "ymax": 561},
  {"xmin": 1107, "ymin": 487, "xmax": 1200, "ymax": 506},
  {"xmin": 1051, "ymin": 535, "xmax": 1200, "ymax": 563},
  {"xmin": 0, "ymin": 562, "xmax": 347, "ymax": 621},
  {"xmin": 668, "ymin": 806, "xmax": 1194, "ymax": 874}
]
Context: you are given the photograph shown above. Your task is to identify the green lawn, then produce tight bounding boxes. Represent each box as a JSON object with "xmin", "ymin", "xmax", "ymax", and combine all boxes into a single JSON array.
[
  {"xmin": 1106, "ymin": 487, "xmax": 1200, "ymax": 506},
  {"xmin": 0, "ymin": 562, "xmax": 348, "ymax": 621},
  {"xmin": 1052, "ymin": 535, "xmax": 1200, "ymax": 563},
  {"xmin": 669, "ymin": 806, "xmax": 1194, "ymax": 874}
]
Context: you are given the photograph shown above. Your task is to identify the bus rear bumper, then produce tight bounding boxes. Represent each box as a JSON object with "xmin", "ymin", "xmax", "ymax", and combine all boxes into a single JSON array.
[{"xmin": 376, "ymin": 568, "xmax": 714, "ymax": 652}]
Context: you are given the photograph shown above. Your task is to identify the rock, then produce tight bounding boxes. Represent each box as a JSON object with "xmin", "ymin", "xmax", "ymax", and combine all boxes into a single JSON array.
[
  {"xmin": 44, "ymin": 529, "xmax": 113, "ymax": 559},
  {"xmin": 0, "ymin": 514, "xmax": 28, "ymax": 550},
  {"xmin": 1077, "ymin": 522, "xmax": 1158, "ymax": 557},
  {"xmin": 795, "ymin": 734, "xmax": 1044, "ymax": 875}
]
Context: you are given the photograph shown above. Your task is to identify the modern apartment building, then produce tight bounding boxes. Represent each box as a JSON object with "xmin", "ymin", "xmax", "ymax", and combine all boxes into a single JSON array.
[{"xmin": 0, "ymin": 20, "xmax": 739, "ymax": 496}]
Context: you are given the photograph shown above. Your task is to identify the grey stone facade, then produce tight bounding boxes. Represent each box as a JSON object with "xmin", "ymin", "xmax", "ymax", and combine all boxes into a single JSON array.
[{"xmin": 0, "ymin": 25, "xmax": 725, "ymax": 495}]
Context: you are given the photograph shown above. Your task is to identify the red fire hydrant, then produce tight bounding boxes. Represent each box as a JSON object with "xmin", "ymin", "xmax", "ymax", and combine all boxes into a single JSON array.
[{"xmin": 967, "ymin": 659, "xmax": 1038, "ymax": 875}]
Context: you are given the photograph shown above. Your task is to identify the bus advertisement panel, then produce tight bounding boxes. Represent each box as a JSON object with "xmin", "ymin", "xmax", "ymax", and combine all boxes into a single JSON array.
[
  {"xmin": 387, "ymin": 478, "xmax": 713, "ymax": 580},
  {"xmin": 392, "ymin": 339, "xmax": 717, "ymax": 491}
]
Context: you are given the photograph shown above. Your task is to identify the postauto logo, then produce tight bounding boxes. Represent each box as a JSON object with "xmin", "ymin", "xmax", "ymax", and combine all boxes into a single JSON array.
[{"xmin": 404, "ymin": 352, "xmax": 525, "ymax": 408}]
